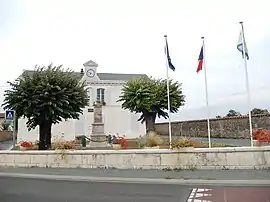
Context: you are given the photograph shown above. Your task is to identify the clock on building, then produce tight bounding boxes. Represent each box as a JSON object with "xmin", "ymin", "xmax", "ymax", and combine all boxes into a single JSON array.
[{"xmin": 86, "ymin": 69, "xmax": 95, "ymax": 78}]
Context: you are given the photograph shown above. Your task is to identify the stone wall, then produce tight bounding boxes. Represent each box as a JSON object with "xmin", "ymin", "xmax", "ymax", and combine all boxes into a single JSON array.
[
  {"xmin": 155, "ymin": 115, "xmax": 270, "ymax": 139},
  {"xmin": 0, "ymin": 147, "xmax": 270, "ymax": 169}
]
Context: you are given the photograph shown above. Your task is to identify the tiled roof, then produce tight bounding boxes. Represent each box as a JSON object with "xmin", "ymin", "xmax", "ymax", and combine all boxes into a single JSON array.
[
  {"xmin": 97, "ymin": 73, "xmax": 146, "ymax": 81},
  {"xmin": 22, "ymin": 70, "xmax": 146, "ymax": 81}
]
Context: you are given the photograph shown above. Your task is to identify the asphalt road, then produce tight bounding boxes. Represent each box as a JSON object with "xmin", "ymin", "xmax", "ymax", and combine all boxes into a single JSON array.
[
  {"xmin": 1, "ymin": 177, "xmax": 270, "ymax": 202},
  {"xmin": 0, "ymin": 140, "xmax": 13, "ymax": 150},
  {"xmin": 1, "ymin": 167, "xmax": 270, "ymax": 181},
  {"xmin": 188, "ymin": 187, "xmax": 270, "ymax": 202},
  {"xmin": 0, "ymin": 177, "xmax": 191, "ymax": 202}
]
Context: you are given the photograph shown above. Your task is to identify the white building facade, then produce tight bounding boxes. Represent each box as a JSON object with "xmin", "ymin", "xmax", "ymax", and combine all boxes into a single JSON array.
[{"xmin": 17, "ymin": 60, "xmax": 146, "ymax": 143}]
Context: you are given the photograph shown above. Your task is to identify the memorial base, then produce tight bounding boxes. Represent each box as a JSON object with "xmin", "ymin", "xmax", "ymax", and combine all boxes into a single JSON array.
[{"xmin": 89, "ymin": 134, "xmax": 109, "ymax": 149}]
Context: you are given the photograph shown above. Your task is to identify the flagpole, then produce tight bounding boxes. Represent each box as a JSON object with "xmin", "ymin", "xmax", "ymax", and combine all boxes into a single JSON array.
[
  {"xmin": 239, "ymin": 21, "xmax": 253, "ymax": 147},
  {"xmin": 164, "ymin": 35, "xmax": 172, "ymax": 149},
  {"xmin": 201, "ymin": 37, "xmax": 211, "ymax": 148}
]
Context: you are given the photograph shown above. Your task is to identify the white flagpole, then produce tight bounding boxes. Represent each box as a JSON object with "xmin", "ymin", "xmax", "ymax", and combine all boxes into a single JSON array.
[
  {"xmin": 239, "ymin": 21, "xmax": 253, "ymax": 147},
  {"xmin": 164, "ymin": 35, "xmax": 172, "ymax": 149},
  {"xmin": 201, "ymin": 37, "xmax": 211, "ymax": 148}
]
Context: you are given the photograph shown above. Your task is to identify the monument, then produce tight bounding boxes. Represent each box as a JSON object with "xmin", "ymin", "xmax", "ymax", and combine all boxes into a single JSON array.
[{"xmin": 89, "ymin": 103, "xmax": 109, "ymax": 148}]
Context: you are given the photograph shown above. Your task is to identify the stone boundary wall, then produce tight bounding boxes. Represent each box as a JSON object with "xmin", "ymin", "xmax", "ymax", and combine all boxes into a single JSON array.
[
  {"xmin": 155, "ymin": 114, "xmax": 270, "ymax": 139},
  {"xmin": 0, "ymin": 147, "xmax": 269, "ymax": 170}
]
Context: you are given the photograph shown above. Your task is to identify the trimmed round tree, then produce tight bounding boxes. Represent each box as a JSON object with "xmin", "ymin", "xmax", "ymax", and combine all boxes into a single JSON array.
[
  {"xmin": 2, "ymin": 65, "xmax": 89, "ymax": 150},
  {"xmin": 118, "ymin": 76, "xmax": 185, "ymax": 132}
]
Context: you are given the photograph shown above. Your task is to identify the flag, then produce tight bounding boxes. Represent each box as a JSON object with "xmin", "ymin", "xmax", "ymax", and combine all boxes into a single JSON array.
[
  {"xmin": 237, "ymin": 30, "xmax": 249, "ymax": 60},
  {"xmin": 164, "ymin": 37, "xmax": 175, "ymax": 71},
  {"xmin": 196, "ymin": 46, "xmax": 204, "ymax": 73}
]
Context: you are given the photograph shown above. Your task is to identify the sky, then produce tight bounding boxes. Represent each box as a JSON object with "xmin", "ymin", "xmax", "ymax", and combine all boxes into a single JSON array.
[{"xmin": 1, "ymin": 0, "xmax": 270, "ymax": 122}]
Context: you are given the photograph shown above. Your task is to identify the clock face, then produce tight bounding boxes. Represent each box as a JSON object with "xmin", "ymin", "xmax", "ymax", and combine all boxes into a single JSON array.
[{"xmin": 86, "ymin": 69, "xmax": 95, "ymax": 78}]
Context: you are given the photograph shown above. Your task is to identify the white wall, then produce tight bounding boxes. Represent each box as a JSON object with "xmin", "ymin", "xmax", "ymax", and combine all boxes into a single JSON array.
[
  {"xmin": 17, "ymin": 118, "xmax": 75, "ymax": 143},
  {"xmin": 52, "ymin": 119, "xmax": 76, "ymax": 141},
  {"xmin": 102, "ymin": 105, "xmax": 145, "ymax": 138},
  {"xmin": 17, "ymin": 118, "xmax": 39, "ymax": 143},
  {"xmin": 89, "ymin": 85, "xmax": 122, "ymax": 106},
  {"xmin": 75, "ymin": 108, "xmax": 93, "ymax": 138},
  {"xmin": 84, "ymin": 83, "xmax": 146, "ymax": 138}
]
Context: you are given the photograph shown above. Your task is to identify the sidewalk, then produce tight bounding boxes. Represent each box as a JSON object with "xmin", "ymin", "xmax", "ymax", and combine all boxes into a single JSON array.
[{"xmin": 0, "ymin": 167, "xmax": 269, "ymax": 181}]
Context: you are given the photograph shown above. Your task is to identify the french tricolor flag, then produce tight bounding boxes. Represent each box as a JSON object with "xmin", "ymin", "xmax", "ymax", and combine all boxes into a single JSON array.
[{"xmin": 196, "ymin": 46, "xmax": 204, "ymax": 73}]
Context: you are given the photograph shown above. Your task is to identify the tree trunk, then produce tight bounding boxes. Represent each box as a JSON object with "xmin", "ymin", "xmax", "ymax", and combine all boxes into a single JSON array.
[
  {"xmin": 45, "ymin": 122, "xmax": 52, "ymax": 149},
  {"xmin": 144, "ymin": 112, "xmax": 156, "ymax": 133},
  {"xmin": 38, "ymin": 121, "xmax": 52, "ymax": 150}
]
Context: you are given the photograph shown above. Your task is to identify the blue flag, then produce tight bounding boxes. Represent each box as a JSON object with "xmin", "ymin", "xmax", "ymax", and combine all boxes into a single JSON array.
[
  {"xmin": 237, "ymin": 30, "xmax": 249, "ymax": 60},
  {"xmin": 164, "ymin": 37, "xmax": 176, "ymax": 71}
]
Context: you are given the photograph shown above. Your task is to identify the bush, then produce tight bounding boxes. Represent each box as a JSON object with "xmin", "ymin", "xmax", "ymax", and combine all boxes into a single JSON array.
[
  {"xmin": 19, "ymin": 141, "xmax": 33, "ymax": 150},
  {"xmin": 52, "ymin": 141, "xmax": 76, "ymax": 150},
  {"xmin": 145, "ymin": 131, "xmax": 163, "ymax": 147},
  {"xmin": 252, "ymin": 129, "xmax": 270, "ymax": 143},
  {"xmin": 136, "ymin": 136, "xmax": 147, "ymax": 148},
  {"xmin": 1, "ymin": 121, "xmax": 11, "ymax": 131},
  {"xmin": 172, "ymin": 138, "xmax": 194, "ymax": 149},
  {"xmin": 112, "ymin": 137, "xmax": 128, "ymax": 149}
]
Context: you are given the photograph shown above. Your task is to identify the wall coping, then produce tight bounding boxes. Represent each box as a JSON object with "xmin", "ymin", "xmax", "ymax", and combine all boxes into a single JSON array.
[
  {"xmin": 1, "ymin": 146, "xmax": 270, "ymax": 155},
  {"xmin": 156, "ymin": 114, "xmax": 270, "ymax": 125}
]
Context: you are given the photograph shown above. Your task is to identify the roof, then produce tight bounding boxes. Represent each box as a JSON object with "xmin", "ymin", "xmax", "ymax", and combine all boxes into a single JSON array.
[
  {"xmin": 97, "ymin": 73, "xmax": 146, "ymax": 80},
  {"xmin": 22, "ymin": 70, "xmax": 146, "ymax": 81}
]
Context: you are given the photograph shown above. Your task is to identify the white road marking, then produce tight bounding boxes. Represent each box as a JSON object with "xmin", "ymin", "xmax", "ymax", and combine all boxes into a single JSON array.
[{"xmin": 186, "ymin": 188, "xmax": 212, "ymax": 202}]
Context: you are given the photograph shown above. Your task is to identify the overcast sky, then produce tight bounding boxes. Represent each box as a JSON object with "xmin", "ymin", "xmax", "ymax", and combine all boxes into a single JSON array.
[{"xmin": 1, "ymin": 0, "xmax": 270, "ymax": 121}]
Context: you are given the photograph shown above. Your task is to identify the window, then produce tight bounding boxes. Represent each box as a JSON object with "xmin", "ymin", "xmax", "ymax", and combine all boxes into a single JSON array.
[
  {"xmin": 87, "ymin": 88, "xmax": 91, "ymax": 105},
  {"xmin": 96, "ymin": 88, "xmax": 105, "ymax": 102},
  {"xmin": 86, "ymin": 88, "xmax": 91, "ymax": 99}
]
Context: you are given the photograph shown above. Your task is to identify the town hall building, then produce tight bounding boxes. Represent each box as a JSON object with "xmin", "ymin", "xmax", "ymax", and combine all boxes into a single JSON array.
[{"xmin": 17, "ymin": 60, "xmax": 146, "ymax": 142}]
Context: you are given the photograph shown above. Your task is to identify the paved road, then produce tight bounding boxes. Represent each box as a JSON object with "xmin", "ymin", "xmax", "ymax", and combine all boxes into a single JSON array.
[
  {"xmin": 0, "ymin": 140, "xmax": 13, "ymax": 150},
  {"xmin": 0, "ymin": 177, "xmax": 191, "ymax": 202},
  {"xmin": 187, "ymin": 187, "xmax": 270, "ymax": 202},
  {"xmin": 1, "ymin": 167, "xmax": 269, "ymax": 181},
  {"xmin": 0, "ymin": 177, "xmax": 270, "ymax": 202}
]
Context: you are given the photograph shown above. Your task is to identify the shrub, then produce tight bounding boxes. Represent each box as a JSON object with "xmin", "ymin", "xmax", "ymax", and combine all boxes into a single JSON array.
[
  {"xmin": 172, "ymin": 138, "xmax": 194, "ymax": 149},
  {"xmin": 1, "ymin": 121, "xmax": 11, "ymax": 131},
  {"xmin": 112, "ymin": 137, "xmax": 128, "ymax": 149},
  {"xmin": 52, "ymin": 141, "xmax": 76, "ymax": 150},
  {"xmin": 145, "ymin": 131, "xmax": 163, "ymax": 147},
  {"xmin": 136, "ymin": 135, "xmax": 146, "ymax": 148},
  {"xmin": 19, "ymin": 141, "xmax": 33, "ymax": 149},
  {"xmin": 252, "ymin": 129, "xmax": 270, "ymax": 143}
]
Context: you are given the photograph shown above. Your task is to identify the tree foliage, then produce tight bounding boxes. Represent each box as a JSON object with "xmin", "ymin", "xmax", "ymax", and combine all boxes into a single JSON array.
[
  {"xmin": 226, "ymin": 109, "xmax": 241, "ymax": 117},
  {"xmin": 2, "ymin": 64, "xmax": 89, "ymax": 149},
  {"xmin": 118, "ymin": 76, "xmax": 185, "ymax": 132},
  {"xmin": 224, "ymin": 108, "xmax": 270, "ymax": 118},
  {"xmin": 251, "ymin": 108, "xmax": 269, "ymax": 115}
]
